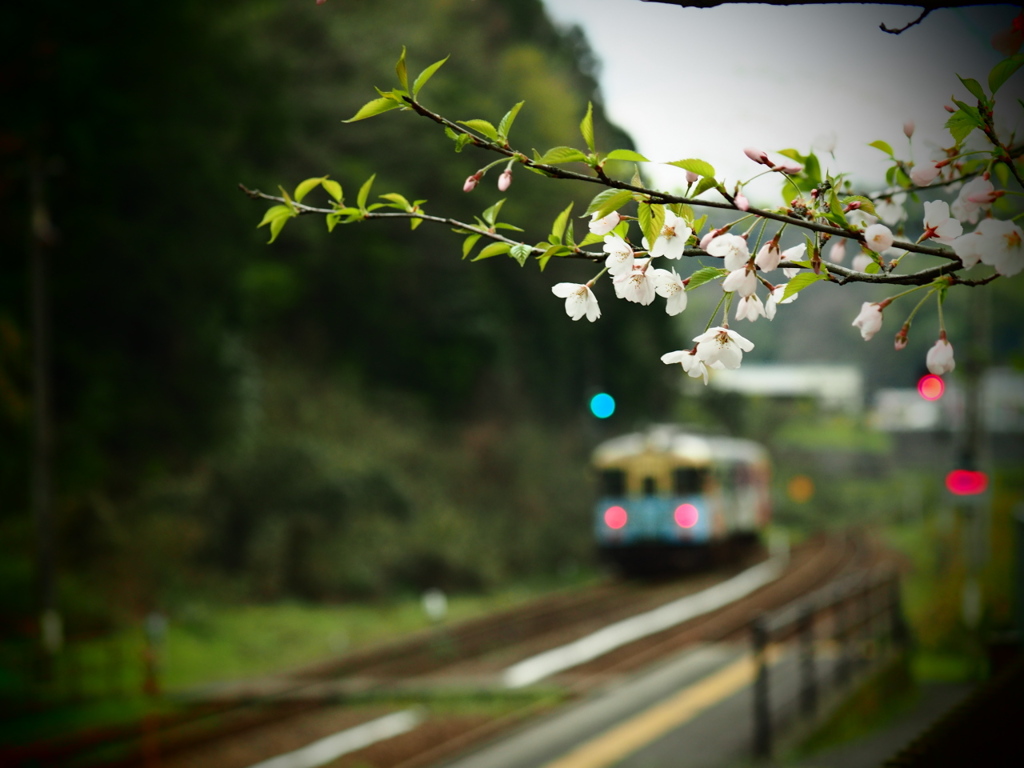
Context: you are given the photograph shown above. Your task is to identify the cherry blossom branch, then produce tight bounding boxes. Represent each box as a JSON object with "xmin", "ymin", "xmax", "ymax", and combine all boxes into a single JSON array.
[
  {"xmin": 880, "ymin": 7, "xmax": 933, "ymax": 35},
  {"xmin": 402, "ymin": 96, "xmax": 961, "ymax": 263},
  {"xmin": 240, "ymin": 184, "xmax": 984, "ymax": 287}
]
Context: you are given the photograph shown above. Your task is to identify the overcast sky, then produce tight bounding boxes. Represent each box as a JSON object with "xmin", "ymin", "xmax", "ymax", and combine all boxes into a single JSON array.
[{"xmin": 540, "ymin": 1, "xmax": 1019, "ymax": 202}]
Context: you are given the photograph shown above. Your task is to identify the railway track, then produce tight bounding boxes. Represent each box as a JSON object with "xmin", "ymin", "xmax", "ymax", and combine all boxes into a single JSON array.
[{"xmin": 4, "ymin": 533, "xmax": 878, "ymax": 768}]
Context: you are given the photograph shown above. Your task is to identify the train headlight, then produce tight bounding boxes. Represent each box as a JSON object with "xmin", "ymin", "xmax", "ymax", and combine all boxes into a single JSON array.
[
  {"xmin": 604, "ymin": 505, "xmax": 628, "ymax": 530},
  {"xmin": 674, "ymin": 503, "xmax": 699, "ymax": 528}
]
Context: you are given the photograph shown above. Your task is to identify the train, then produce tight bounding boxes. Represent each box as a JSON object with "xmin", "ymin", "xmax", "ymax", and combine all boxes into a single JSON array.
[{"xmin": 592, "ymin": 424, "xmax": 772, "ymax": 574}]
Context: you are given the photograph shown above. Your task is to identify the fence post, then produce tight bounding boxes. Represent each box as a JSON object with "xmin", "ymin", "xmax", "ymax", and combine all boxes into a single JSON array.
[
  {"xmin": 834, "ymin": 587, "xmax": 850, "ymax": 688},
  {"xmin": 752, "ymin": 616, "xmax": 772, "ymax": 760},
  {"xmin": 798, "ymin": 605, "xmax": 817, "ymax": 718}
]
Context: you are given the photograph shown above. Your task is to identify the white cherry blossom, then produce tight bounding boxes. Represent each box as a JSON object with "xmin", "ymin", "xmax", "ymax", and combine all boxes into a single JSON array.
[
  {"xmin": 864, "ymin": 224, "xmax": 895, "ymax": 254},
  {"xmin": 781, "ymin": 243, "xmax": 807, "ymax": 279},
  {"xmin": 722, "ymin": 267, "xmax": 757, "ymax": 297},
  {"xmin": 649, "ymin": 210, "xmax": 691, "ymax": 260},
  {"xmin": 765, "ymin": 284, "xmax": 796, "ymax": 320},
  {"xmin": 735, "ymin": 293, "xmax": 766, "ymax": 322},
  {"xmin": 650, "ymin": 268, "xmax": 688, "ymax": 315},
  {"xmin": 590, "ymin": 211, "xmax": 622, "ymax": 235},
  {"xmin": 661, "ymin": 349, "xmax": 709, "ymax": 384},
  {"xmin": 875, "ymin": 191, "xmax": 907, "ymax": 226},
  {"xmin": 693, "ymin": 326, "xmax": 755, "ymax": 370},
  {"xmin": 852, "ymin": 253, "xmax": 874, "ymax": 272},
  {"xmin": 921, "ymin": 200, "xmax": 962, "ymax": 245},
  {"xmin": 613, "ymin": 263, "xmax": 657, "ymax": 305},
  {"xmin": 966, "ymin": 218, "xmax": 1023, "ymax": 276},
  {"xmin": 602, "ymin": 234, "xmax": 635, "ymax": 276},
  {"xmin": 828, "ymin": 238, "xmax": 847, "ymax": 264},
  {"xmin": 926, "ymin": 337, "xmax": 955, "ymax": 375},
  {"xmin": 952, "ymin": 177, "xmax": 995, "ymax": 225},
  {"xmin": 755, "ymin": 242, "xmax": 781, "ymax": 272},
  {"xmin": 551, "ymin": 282, "xmax": 600, "ymax": 322},
  {"xmin": 910, "ymin": 163, "xmax": 941, "ymax": 187},
  {"xmin": 706, "ymin": 234, "xmax": 749, "ymax": 271},
  {"xmin": 852, "ymin": 302, "xmax": 884, "ymax": 340}
]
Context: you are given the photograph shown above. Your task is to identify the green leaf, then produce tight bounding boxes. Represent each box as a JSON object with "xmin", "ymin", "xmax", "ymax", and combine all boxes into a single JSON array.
[
  {"xmin": 637, "ymin": 201, "xmax": 665, "ymax": 252},
  {"xmin": 257, "ymin": 204, "xmax": 292, "ymax": 229},
  {"xmin": 458, "ymin": 119, "xmax": 499, "ymax": 142},
  {"xmin": 782, "ymin": 272, "xmax": 826, "ymax": 301},
  {"xmin": 482, "ymin": 198, "xmax": 506, "ymax": 227},
  {"xmin": 294, "ymin": 176, "xmax": 325, "ymax": 203},
  {"xmin": 472, "ymin": 242, "xmax": 511, "ymax": 261},
  {"xmin": 510, "ymin": 243, "xmax": 532, "ymax": 267},
  {"xmin": 395, "ymin": 47, "xmax": 409, "ymax": 91},
  {"xmin": 577, "ymin": 232, "xmax": 604, "ymax": 247},
  {"xmin": 537, "ymin": 244, "xmax": 563, "ymax": 272},
  {"xmin": 357, "ymin": 174, "xmax": 376, "ymax": 211},
  {"xmin": 551, "ymin": 202, "xmax": 574, "ymax": 243},
  {"xmin": 605, "ymin": 149, "xmax": 649, "ymax": 163},
  {"xmin": 462, "ymin": 233, "xmax": 481, "ymax": 259},
  {"xmin": 945, "ymin": 110, "xmax": 979, "ymax": 145},
  {"xmin": 343, "ymin": 97, "xmax": 401, "ymax": 123},
  {"xmin": 538, "ymin": 146, "xmax": 588, "ymax": 165},
  {"xmin": 267, "ymin": 214, "xmax": 289, "ymax": 244},
  {"xmin": 590, "ymin": 188, "xmax": 634, "ymax": 219},
  {"xmin": 777, "ymin": 148, "xmax": 805, "ymax": 162},
  {"xmin": 958, "ymin": 75, "xmax": 986, "ymax": 103},
  {"xmin": 326, "ymin": 213, "xmax": 340, "ymax": 233},
  {"xmin": 803, "ymin": 153, "xmax": 821, "ymax": 183},
  {"xmin": 668, "ymin": 158, "xmax": 715, "ymax": 178},
  {"xmin": 989, "ymin": 54, "xmax": 1024, "ymax": 96},
  {"xmin": 322, "ymin": 179, "xmax": 342, "ymax": 202},
  {"xmin": 412, "ymin": 55, "xmax": 449, "ymax": 98},
  {"xmin": 380, "ymin": 192, "xmax": 411, "ymax": 209},
  {"xmin": 497, "ymin": 101, "xmax": 524, "ymax": 141},
  {"xmin": 453, "ymin": 133, "xmax": 473, "ymax": 153},
  {"xmin": 868, "ymin": 140, "xmax": 894, "ymax": 157},
  {"xmin": 692, "ymin": 176, "xmax": 718, "ymax": 197},
  {"xmin": 580, "ymin": 102, "xmax": 595, "ymax": 153},
  {"xmin": 686, "ymin": 267, "xmax": 727, "ymax": 290}
]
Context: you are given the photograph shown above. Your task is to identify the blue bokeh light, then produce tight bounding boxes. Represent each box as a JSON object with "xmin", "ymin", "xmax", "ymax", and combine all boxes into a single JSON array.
[{"xmin": 590, "ymin": 392, "xmax": 616, "ymax": 419}]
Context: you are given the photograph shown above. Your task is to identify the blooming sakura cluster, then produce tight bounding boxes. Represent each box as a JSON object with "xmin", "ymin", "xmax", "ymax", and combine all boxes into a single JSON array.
[{"xmin": 250, "ymin": 32, "xmax": 1024, "ymax": 389}]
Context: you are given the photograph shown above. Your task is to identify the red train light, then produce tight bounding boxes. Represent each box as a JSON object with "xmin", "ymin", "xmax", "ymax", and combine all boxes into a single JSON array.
[
  {"xmin": 946, "ymin": 470, "xmax": 988, "ymax": 496},
  {"xmin": 604, "ymin": 505, "xmax": 628, "ymax": 529},
  {"xmin": 917, "ymin": 374, "xmax": 945, "ymax": 401},
  {"xmin": 674, "ymin": 503, "xmax": 699, "ymax": 528}
]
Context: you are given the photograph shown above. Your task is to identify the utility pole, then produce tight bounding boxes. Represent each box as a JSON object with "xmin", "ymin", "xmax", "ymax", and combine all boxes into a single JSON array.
[{"xmin": 29, "ymin": 151, "xmax": 61, "ymax": 675}]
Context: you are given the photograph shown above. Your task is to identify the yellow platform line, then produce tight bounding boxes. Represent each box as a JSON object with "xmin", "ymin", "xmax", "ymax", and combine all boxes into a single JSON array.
[{"xmin": 543, "ymin": 648, "xmax": 778, "ymax": 768}]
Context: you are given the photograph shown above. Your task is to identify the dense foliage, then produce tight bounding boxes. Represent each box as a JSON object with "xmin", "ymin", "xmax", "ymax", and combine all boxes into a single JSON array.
[{"xmin": 0, "ymin": 0, "xmax": 678, "ymax": 623}]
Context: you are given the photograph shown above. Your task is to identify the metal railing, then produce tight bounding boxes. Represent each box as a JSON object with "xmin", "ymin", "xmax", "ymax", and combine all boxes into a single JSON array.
[{"xmin": 751, "ymin": 567, "xmax": 907, "ymax": 760}]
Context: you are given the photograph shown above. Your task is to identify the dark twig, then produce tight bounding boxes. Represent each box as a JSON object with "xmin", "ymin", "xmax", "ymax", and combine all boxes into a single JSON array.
[{"xmin": 880, "ymin": 7, "xmax": 934, "ymax": 34}]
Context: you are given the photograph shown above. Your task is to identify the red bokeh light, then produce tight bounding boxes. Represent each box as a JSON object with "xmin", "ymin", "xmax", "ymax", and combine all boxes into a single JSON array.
[
  {"xmin": 674, "ymin": 503, "xmax": 699, "ymax": 528},
  {"xmin": 917, "ymin": 374, "xmax": 945, "ymax": 401},
  {"xmin": 604, "ymin": 505, "xmax": 628, "ymax": 529},
  {"xmin": 946, "ymin": 469, "xmax": 988, "ymax": 496}
]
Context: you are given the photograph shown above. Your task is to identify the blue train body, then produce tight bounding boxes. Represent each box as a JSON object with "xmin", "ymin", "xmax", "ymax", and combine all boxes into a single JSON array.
[{"xmin": 592, "ymin": 425, "xmax": 771, "ymax": 573}]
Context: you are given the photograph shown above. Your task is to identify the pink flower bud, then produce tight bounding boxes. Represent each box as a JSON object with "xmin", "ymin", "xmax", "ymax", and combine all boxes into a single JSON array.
[
  {"xmin": 685, "ymin": 171, "xmax": 699, "ymax": 184},
  {"xmin": 772, "ymin": 160, "xmax": 803, "ymax": 174},
  {"xmin": 894, "ymin": 325, "xmax": 909, "ymax": 351},
  {"xmin": 944, "ymin": 104, "xmax": 956, "ymax": 113},
  {"xmin": 734, "ymin": 193, "xmax": 749, "ymax": 211},
  {"xmin": 744, "ymin": 147, "xmax": 770, "ymax": 166},
  {"xmin": 910, "ymin": 163, "xmax": 941, "ymax": 187},
  {"xmin": 498, "ymin": 168, "xmax": 512, "ymax": 192},
  {"xmin": 463, "ymin": 173, "xmax": 482, "ymax": 192},
  {"xmin": 903, "ymin": 120, "xmax": 915, "ymax": 139}
]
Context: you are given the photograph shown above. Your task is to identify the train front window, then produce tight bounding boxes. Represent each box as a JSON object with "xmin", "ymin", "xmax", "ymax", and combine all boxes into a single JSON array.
[
  {"xmin": 673, "ymin": 467, "xmax": 706, "ymax": 494},
  {"xmin": 601, "ymin": 469, "xmax": 626, "ymax": 496}
]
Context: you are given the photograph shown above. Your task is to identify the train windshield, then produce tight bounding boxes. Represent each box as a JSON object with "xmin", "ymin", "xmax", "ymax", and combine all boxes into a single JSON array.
[
  {"xmin": 600, "ymin": 469, "xmax": 626, "ymax": 496},
  {"xmin": 673, "ymin": 466, "xmax": 707, "ymax": 495}
]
